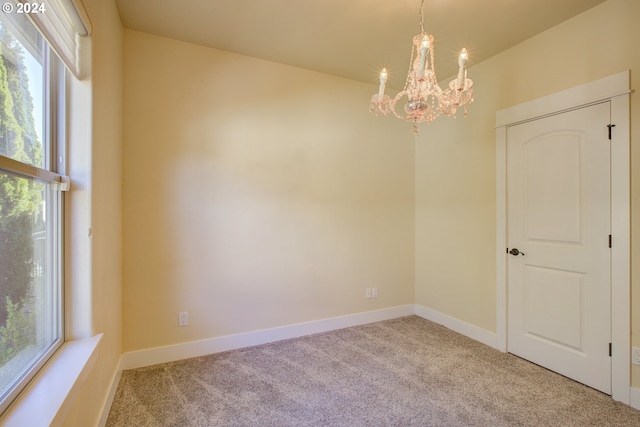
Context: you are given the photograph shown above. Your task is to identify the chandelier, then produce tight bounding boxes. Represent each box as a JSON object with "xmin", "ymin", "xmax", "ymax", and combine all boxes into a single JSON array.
[{"xmin": 369, "ymin": 0, "xmax": 474, "ymax": 135}]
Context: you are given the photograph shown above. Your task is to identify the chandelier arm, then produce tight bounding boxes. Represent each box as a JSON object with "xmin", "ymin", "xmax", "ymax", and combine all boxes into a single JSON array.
[{"xmin": 390, "ymin": 91, "xmax": 408, "ymax": 120}]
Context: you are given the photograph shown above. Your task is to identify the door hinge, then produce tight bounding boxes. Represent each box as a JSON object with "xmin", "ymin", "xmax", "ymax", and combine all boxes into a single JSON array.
[
  {"xmin": 607, "ymin": 124, "xmax": 616, "ymax": 140},
  {"xmin": 609, "ymin": 234, "xmax": 612, "ymax": 248},
  {"xmin": 609, "ymin": 342, "xmax": 612, "ymax": 357}
]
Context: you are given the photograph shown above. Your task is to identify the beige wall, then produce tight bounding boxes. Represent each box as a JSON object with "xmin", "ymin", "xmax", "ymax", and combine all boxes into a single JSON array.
[
  {"xmin": 63, "ymin": 0, "xmax": 123, "ymax": 424},
  {"xmin": 415, "ymin": 0, "xmax": 640, "ymax": 385},
  {"xmin": 121, "ymin": 30, "xmax": 415, "ymax": 352},
  {"xmin": 414, "ymin": 96, "xmax": 496, "ymax": 332}
]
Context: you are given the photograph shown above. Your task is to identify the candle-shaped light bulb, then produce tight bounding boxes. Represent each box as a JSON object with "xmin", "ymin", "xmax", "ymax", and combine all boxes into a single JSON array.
[
  {"xmin": 458, "ymin": 48, "xmax": 468, "ymax": 67},
  {"xmin": 418, "ymin": 35, "xmax": 430, "ymax": 78},
  {"xmin": 457, "ymin": 48, "xmax": 468, "ymax": 88},
  {"xmin": 380, "ymin": 68, "xmax": 388, "ymax": 83},
  {"xmin": 421, "ymin": 36, "xmax": 430, "ymax": 50},
  {"xmin": 378, "ymin": 68, "xmax": 388, "ymax": 99}
]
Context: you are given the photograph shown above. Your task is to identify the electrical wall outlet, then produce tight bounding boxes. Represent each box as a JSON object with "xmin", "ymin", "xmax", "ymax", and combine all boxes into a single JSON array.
[
  {"xmin": 365, "ymin": 288, "xmax": 372, "ymax": 299},
  {"xmin": 632, "ymin": 347, "xmax": 640, "ymax": 365},
  {"xmin": 372, "ymin": 287, "xmax": 378, "ymax": 298},
  {"xmin": 178, "ymin": 312, "xmax": 188, "ymax": 327}
]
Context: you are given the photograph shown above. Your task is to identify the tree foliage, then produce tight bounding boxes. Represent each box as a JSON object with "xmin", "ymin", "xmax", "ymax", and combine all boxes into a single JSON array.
[{"xmin": 0, "ymin": 297, "xmax": 35, "ymax": 365}]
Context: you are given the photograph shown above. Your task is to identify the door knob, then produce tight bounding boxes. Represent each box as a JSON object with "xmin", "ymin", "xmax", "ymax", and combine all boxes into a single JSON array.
[{"xmin": 509, "ymin": 248, "xmax": 525, "ymax": 256}]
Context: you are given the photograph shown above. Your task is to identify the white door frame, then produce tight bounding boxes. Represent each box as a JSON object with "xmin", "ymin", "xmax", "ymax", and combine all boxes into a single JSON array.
[{"xmin": 495, "ymin": 70, "xmax": 631, "ymax": 404}]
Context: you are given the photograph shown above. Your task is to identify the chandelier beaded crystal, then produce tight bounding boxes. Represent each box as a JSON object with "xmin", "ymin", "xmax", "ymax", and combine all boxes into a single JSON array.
[{"xmin": 369, "ymin": 0, "xmax": 474, "ymax": 135}]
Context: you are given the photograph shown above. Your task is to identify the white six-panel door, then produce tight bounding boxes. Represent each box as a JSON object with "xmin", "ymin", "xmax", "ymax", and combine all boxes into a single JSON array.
[{"xmin": 507, "ymin": 101, "xmax": 611, "ymax": 394}]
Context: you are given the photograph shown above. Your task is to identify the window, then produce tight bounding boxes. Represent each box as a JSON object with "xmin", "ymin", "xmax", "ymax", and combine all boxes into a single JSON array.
[{"xmin": 0, "ymin": 12, "xmax": 66, "ymax": 414}]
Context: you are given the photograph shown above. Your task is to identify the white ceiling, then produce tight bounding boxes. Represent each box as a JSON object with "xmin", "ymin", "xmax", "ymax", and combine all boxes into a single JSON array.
[{"xmin": 115, "ymin": 0, "xmax": 606, "ymax": 88}]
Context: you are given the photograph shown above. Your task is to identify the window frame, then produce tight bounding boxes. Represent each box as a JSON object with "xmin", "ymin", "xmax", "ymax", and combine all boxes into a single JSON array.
[{"xmin": 0, "ymin": 26, "xmax": 69, "ymax": 415}]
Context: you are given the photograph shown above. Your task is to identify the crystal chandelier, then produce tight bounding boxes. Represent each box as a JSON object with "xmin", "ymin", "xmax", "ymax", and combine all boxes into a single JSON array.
[{"xmin": 369, "ymin": 0, "xmax": 474, "ymax": 135}]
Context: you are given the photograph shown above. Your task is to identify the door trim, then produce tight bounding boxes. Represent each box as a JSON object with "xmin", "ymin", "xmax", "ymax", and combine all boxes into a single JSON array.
[{"xmin": 495, "ymin": 70, "xmax": 631, "ymax": 404}]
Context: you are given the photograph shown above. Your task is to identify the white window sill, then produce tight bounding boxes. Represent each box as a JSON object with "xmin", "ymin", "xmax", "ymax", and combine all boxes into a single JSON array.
[{"xmin": 0, "ymin": 334, "xmax": 103, "ymax": 427}]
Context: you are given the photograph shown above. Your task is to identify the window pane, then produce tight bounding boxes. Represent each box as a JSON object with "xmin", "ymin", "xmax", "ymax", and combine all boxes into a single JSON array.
[
  {"xmin": 0, "ymin": 8, "xmax": 63, "ymax": 415},
  {"xmin": 0, "ymin": 16, "xmax": 45, "ymax": 169},
  {"xmin": 0, "ymin": 172, "xmax": 61, "ymax": 404}
]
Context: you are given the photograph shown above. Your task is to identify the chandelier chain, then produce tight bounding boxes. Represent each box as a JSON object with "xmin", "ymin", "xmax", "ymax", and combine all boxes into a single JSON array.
[
  {"xmin": 403, "ymin": 41, "xmax": 415, "ymax": 92},
  {"xmin": 419, "ymin": 0, "xmax": 424, "ymax": 34}
]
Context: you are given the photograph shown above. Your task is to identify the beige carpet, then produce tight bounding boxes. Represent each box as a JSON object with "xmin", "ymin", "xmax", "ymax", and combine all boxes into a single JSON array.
[{"xmin": 106, "ymin": 316, "xmax": 640, "ymax": 426}]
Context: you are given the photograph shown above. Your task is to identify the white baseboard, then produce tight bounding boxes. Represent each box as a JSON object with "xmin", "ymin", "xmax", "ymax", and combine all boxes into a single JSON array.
[
  {"xmin": 630, "ymin": 387, "xmax": 640, "ymax": 410},
  {"xmin": 414, "ymin": 304, "xmax": 498, "ymax": 350},
  {"xmin": 120, "ymin": 305, "xmax": 415, "ymax": 370},
  {"xmin": 97, "ymin": 356, "xmax": 123, "ymax": 427}
]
